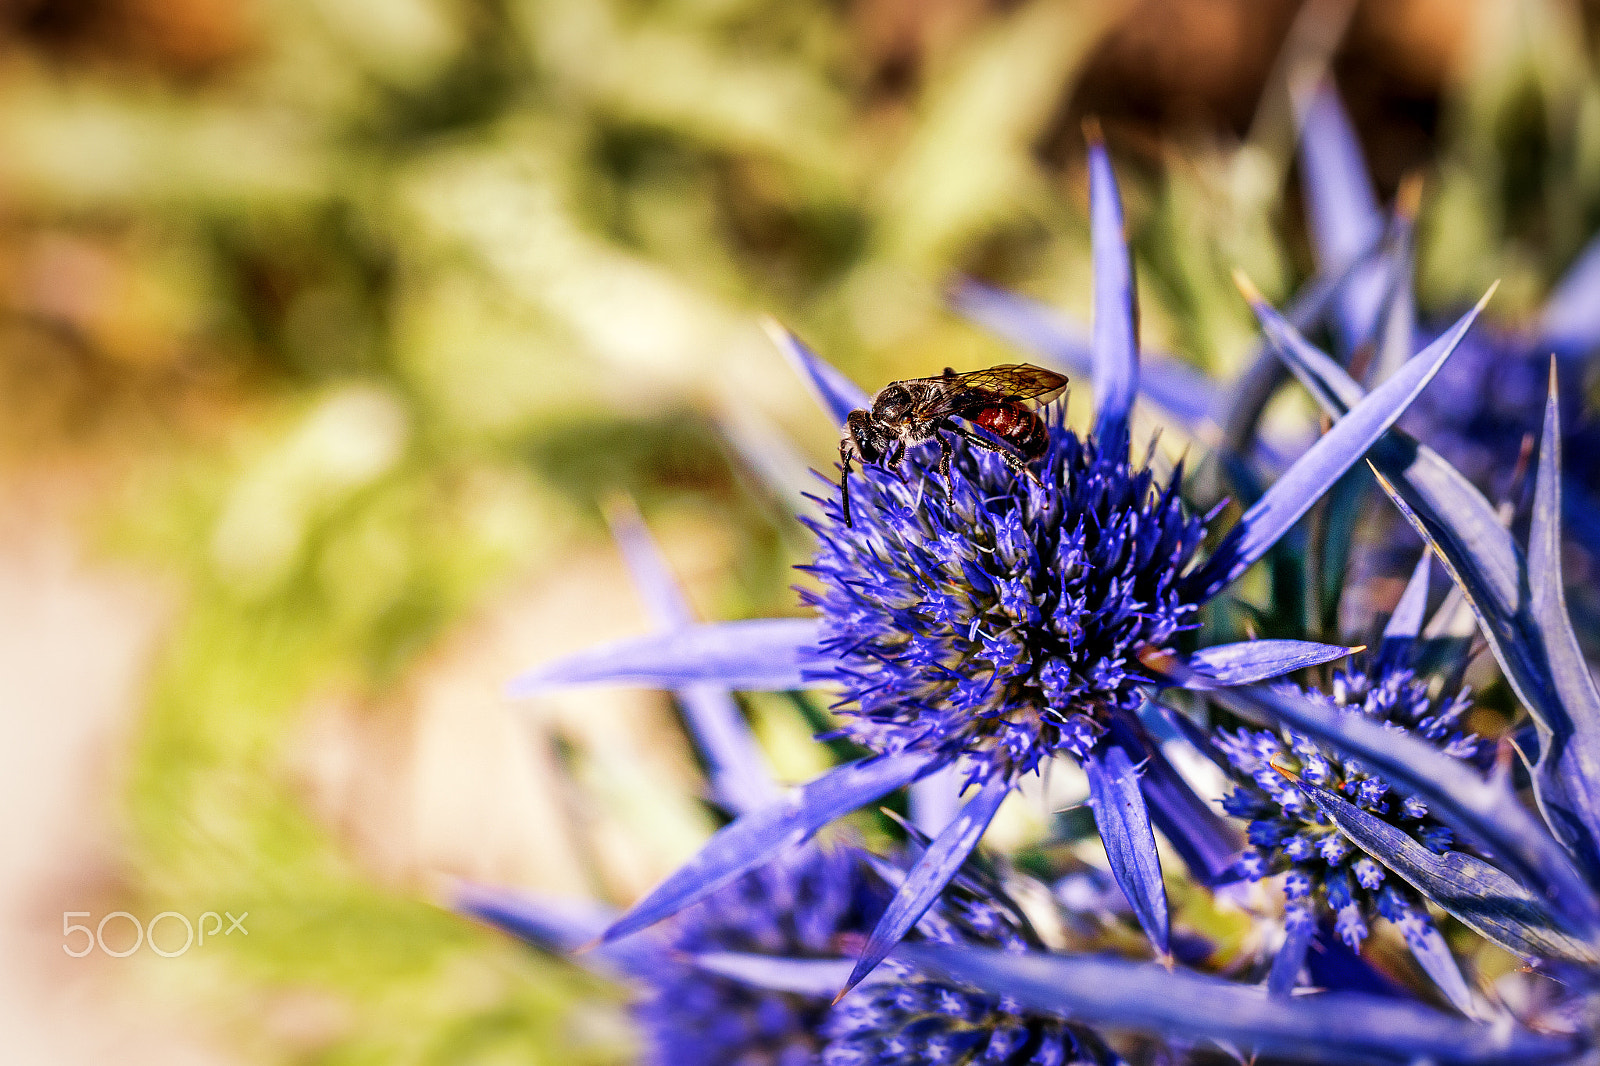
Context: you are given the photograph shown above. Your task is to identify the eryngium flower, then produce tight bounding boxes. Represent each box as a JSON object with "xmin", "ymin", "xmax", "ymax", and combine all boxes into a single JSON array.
[
  {"xmin": 802, "ymin": 421, "xmax": 1204, "ymax": 782},
  {"xmin": 824, "ymin": 978, "xmax": 1115, "ymax": 1066},
  {"xmin": 1217, "ymin": 639, "xmax": 1485, "ymax": 1010},
  {"xmin": 467, "ymin": 507, "xmax": 1126, "ymax": 1065},
  {"xmin": 1222, "ymin": 663, "xmax": 1477, "ymax": 942},
  {"xmin": 819, "ymin": 857, "xmax": 1120, "ymax": 1066},
  {"xmin": 511, "ymin": 131, "xmax": 1492, "ymax": 992},
  {"xmin": 1205, "ymin": 324, "xmax": 1600, "ymax": 1042}
]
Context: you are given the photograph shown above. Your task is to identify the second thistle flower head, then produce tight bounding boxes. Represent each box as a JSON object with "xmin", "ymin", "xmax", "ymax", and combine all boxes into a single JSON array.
[
  {"xmin": 1203, "ymin": 553, "xmax": 1494, "ymax": 1012},
  {"xmin": 1219, "ymin": 656, "xmax": 1484, "ymax": 951},
  {"xmin": 802, "ymin": 419, "xmax": 1206, "ymax": 785}
]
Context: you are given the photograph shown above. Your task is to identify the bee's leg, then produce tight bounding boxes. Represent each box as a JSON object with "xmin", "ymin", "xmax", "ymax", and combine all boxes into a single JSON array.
[
  {"xmin": 838, "ymin": 440, "xmax": 856, "ymax": 528},
  {"xmin": 886, "ymin": 439, "xmax": 910, "ymax": 484},
  {"xmin": 950, "ymin": 425, "xmax": 1045, "ymax": 489},
  {"xmin": 936, "ymin": 432, "xmax": 955, "ymax": 491}
]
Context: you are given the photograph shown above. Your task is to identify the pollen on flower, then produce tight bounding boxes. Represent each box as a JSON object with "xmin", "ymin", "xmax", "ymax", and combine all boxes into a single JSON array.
[
  {"xmin": 799, "ymin": 413, "xmax": 1207, "ymax": 786},
  {"xmin": 1217, "ymin": 659, "xmax": 1482, "ymax": 950}
]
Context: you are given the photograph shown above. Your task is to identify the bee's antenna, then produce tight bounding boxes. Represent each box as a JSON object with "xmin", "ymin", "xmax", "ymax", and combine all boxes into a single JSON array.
[{"xmin": 838, "ymin": 439, "xmax": 856, "ymax": 528}]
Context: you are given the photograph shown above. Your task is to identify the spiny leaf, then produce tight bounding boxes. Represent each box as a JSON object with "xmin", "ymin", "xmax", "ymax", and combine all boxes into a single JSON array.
[
  {"xmin": 899, "ymin": 943, "xmax": 1578, "ymax": 1064},
  {"xmin": 838, "ymin": 775, "xmax": 1009, "ymax": 998},
  {"xmin": 1084, "ymin": 734, "xmax": 1169, "ymax": 955},
  {"xmin": 1086, "ymin": 124, "xmax": 1138, "ymax": 449},
  {"xmin": 509, "ymin": 618, "xmax": 825, "ymax": 695}
]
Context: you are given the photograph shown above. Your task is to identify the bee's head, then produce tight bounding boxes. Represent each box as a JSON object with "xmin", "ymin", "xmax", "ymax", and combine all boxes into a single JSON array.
[
  {"xmin": 847, "ymin": 409, "xmax": 885, "ymax": 464},
  {"xmin": 871, "ymin": 384, "xmax": 913, "ymax": 424}
]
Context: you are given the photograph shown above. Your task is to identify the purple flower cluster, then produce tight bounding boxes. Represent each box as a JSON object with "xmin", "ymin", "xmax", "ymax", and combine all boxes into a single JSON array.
[
  {"xmin": 467, "ymin": 837, "xmax": 1122, "ymax": 1066},
  {"xmin": 824, "ymin": 980, "xmax": 1112, "ymax": 1066},
  {"xmin": 1221, "ymin": 661, "xmax": 1479, "ymax": 951},
  {"xmin": 803, "ymin": 422, "xmax": 1205, "ymax": 782}
]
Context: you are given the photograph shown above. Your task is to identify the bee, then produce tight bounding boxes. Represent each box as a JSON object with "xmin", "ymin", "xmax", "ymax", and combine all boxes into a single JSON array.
[{"xmin": 838, "ymin": 364, "xmax": 1069, "ymax": 526}]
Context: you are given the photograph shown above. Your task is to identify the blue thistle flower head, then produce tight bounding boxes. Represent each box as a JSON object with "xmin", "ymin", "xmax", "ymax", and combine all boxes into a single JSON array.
[
  {"xmin": 1196, "ymin": 293, "xmax": 1600, "ymax": 1020},
  {"xmin": 465, "ymin": 840, "xmax": 1130, "ymax": 1066},
  {"xmin": 1220, "ymin": 655, "xmax": 1483, "ymax": 952},
  {"xmin": 823, "ymin": 978, "xmax": 1113, "ymax": 1066},
  {"xmin": 645, "ymin": 843, "xmax": 1131, "ymax": 1066},
  {"xmin": 803, "ymin": 419, "xmax": 1206, "ymax": 785},
  {"xmin": 670, "ymin": 845, "xmax": 1142, "ymax": 1066}
]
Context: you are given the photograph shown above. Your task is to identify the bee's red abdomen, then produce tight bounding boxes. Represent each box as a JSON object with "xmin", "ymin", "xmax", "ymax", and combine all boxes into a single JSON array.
[{"xmin": 971, "ymin": 403, "xmax": 1050, "ymax": 459}]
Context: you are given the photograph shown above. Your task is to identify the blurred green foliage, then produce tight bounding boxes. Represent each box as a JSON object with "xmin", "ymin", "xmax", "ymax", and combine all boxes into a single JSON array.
[{"xmin": 3, "ymin": 0, "xmax": 1600, "ymax": 1060}]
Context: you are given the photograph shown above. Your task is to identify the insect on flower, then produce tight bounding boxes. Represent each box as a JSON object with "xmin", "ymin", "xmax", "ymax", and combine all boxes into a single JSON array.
[{"xmin": 837, "ymin": 365, "xmax": 1068, "ymax": 527}]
